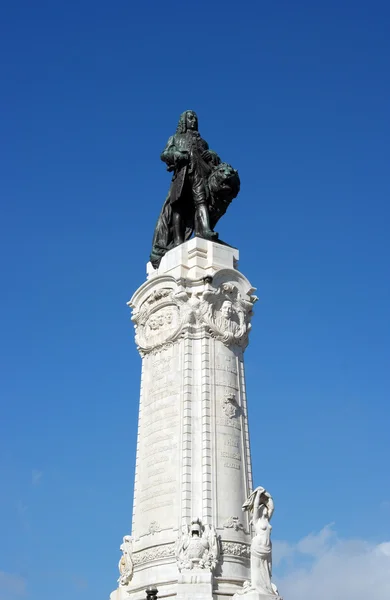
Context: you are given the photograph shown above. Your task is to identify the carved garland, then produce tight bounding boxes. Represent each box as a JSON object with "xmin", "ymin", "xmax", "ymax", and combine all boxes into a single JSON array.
[
  {"xmin": 132, "ymin": 543, "xmax": 176, "ymax": 566},
  {"xmin": 221, "ymin": 542, "xmax": 251, "ymax": 558}
]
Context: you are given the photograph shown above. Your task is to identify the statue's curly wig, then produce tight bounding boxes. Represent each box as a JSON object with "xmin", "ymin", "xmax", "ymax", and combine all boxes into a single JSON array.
[{"xmin": 176, "ymin": 110, "xmax": 198, "ymax": 133}]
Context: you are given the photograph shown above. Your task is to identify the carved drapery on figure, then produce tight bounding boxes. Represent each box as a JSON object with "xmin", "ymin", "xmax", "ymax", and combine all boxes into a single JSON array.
[
  {"xmin": 234, "ymin": 487, "xmax": 281, "ymax": 599},
  {"xmin": 130, "ymin": 281, "xmax": 257, "ymax": 355},
  {"xmin": 150, "ymin": 110, "xmax": 240, "ymax": 268},
  {"xmin": 118, "ymin": 535, "xmax": 134, "ymax": 587},
  {"xmin": 176, "ymin": 519, "xmax": 219, "ymax": 572}
]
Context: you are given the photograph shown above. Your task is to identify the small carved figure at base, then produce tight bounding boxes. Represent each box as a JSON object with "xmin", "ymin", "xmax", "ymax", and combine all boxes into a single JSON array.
[{"xmin": 233, "ymin": 488, "xmax": 282, "ymax": 600}]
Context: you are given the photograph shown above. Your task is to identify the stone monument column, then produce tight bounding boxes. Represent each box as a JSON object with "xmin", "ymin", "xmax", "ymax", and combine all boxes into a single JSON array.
[{"xmin": 110, "ymin": 237, "xmax": 258, "ymax": 600}]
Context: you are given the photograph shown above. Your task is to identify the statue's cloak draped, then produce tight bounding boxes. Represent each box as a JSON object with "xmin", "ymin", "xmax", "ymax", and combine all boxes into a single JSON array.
[{"xmin": 150, "ymin": 160, "xmax": 240, "ymax": 269}]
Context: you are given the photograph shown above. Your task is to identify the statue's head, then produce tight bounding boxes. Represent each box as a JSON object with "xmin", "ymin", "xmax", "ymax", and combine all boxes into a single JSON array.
[
  {"xmin": 208, "ymin": 163, "xmax": 240, "ymax": 203},
  {"xmin": 259, "ymin": 504, "xmax": 268, "ymax": 519},
  {"xmin": 221, "ymin": 300, "xmax": 233, "ymax": 318},
  {"xmin": 177, "ymin": 110, "xmax": 198, "ymax": 133},
  {"xmin": 191, "ymin": 518, "xmax": 202, "ymax": 537}
]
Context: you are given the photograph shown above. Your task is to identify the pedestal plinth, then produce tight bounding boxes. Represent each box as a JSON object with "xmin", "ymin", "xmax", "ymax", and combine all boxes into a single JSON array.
[{"xmin": 110, "ymin": 237, "xmax": 258, "ymax": 600}]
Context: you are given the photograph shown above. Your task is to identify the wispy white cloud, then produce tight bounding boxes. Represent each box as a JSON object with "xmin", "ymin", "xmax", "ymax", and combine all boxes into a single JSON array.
[
  {"xmin": 273, "ymin": 525, "xmax": 390, "ymax": 600},
  {"xmin": 31, "ymin": 469, "xmax": 43, "ymax": 486},
  {"xmin": 0, "ymin": 571, "xmax": 26, "ymax": 600}
]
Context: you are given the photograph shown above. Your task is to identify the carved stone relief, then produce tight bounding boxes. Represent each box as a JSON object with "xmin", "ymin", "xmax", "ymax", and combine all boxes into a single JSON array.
[
  {"xmin": 198, "ymin": 282, "xmax": 257, "ymax": 347},
  {"xmin": 223, "ymin": 516, "xmax": 245, "ymax": 531},
  {"xmin": 130, "ymin": 281, "xmax": 257, "ymax": 354},
  {"xmin": 132, "ymin": 287, "xmax": 195, "ymax": 354},
  {"xmin": 221, "ymin": 541, "xmax": 251, "ymax": 558},
  {"xmin": 132, "ymin": 543, "xmax": 176, "ymax": 566},
  {"xmin": 117, "ymin": 535, "xmax": 133, "ymax": 586},
  {"xmin": 221, "ymin": 392, "xmax": 241, "ymax": 418},
  {"xmin": 148, "ymin": 521, "xmax": 161, "ymax": 535},
  {"xmin": 176, "ymin": 519, "xmax": 220, "ymax": 572}
]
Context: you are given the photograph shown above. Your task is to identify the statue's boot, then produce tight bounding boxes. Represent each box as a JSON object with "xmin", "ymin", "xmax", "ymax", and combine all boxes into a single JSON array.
[{"xmin": 195, "ymin": 203, "xmax": 218, "ymax": 241}]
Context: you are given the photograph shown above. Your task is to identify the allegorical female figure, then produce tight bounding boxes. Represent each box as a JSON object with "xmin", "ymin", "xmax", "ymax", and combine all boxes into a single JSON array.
[
  {"xmin": 235, "ymin": 487, "xmax": 280, "ymax": 598},
  {"xmin": 150, "ymin": 110, "xmax": 240, "ymax": 268}
]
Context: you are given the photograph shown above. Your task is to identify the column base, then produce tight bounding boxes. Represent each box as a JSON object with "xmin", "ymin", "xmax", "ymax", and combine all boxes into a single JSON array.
[{"xmin": 176, "ymin": 570, "xmax": 213, "ymax": 600}]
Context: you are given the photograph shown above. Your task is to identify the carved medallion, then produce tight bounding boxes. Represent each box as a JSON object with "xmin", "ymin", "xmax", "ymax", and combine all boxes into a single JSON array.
[
  {"xmin": 132, "ymin": 287, "xmax": 193, "ymax": 354},
  {"xmin": 221, "ymin": 393, "xmax": 241, "ymax": 418}
]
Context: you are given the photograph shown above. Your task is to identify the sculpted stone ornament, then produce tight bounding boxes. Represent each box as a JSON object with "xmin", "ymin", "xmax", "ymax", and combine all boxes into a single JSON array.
[
  {"xmin": 117, "ymin": 535, "xmax": 134, "ymax": 587},
  {"xmin": 223, "ymin": 516, "xmax": 245, "ymax": 531},
  {"xmin": 132, "ymin": 287, "xmax": 194, "ymax": 354},
  {"xmin": 131, "ymin": 278, "xmax": 257, "ymax": 354},
  {"xmin": 221, "ymin": 392, "xmax": 241, "ymax": 419},
  {"xmin": 199, "ymin": 282, "xmax": 257, "ymax": 348},
  {"xmin": 150, "ymin": 110, "xmax": 240, "ymax": 268},
  {"xmin": 233, "ymin": 488, "xmax": 281, "ymax": 600},
  {"xmin": 176, "ymin": 519, "xmax": 219, "ymax": 572},
  {"xmin": 148, "ymin": 521, "xmax": 161, "ymax": 535}
]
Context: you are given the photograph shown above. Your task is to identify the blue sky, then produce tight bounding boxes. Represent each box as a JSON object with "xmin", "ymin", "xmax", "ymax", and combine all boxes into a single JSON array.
[{"xmin": 1, "ymin": 1, "xmax": 389, "ymax": 599}]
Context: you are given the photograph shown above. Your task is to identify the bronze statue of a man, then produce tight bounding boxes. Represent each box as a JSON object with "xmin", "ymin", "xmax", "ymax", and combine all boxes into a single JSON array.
[{"xmin": 150, "ymin": 110, "xmax": 240, "ymax": 268}]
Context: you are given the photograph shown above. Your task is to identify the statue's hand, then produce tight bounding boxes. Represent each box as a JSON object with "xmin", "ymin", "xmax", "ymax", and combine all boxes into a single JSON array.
[{"xmin": 174, "ymin": 150, "xmax": 189, "ymax": 166}]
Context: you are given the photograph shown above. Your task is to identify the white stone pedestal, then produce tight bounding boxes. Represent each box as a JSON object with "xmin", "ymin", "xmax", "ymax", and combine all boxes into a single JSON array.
[
  {"xmin": 110, "ymin": 237, "xmax": 258, "ymax": 600},
  {"xmin": 177, "ymin": 571, "xmax": 213, "ymax": 600}
]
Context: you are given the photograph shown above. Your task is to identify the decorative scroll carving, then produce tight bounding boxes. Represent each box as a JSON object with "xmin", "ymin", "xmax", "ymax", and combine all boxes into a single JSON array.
[
  {"xmin": 176, "ymin": 519, "xmax": 220, "ymax": 572},
  {"xmin": 223, "ymin": 516, "xmax": 245, "ymax": 531},
  {"xmin": 198, "ymin": 283, "xmax": 257, "ymax": 347},
  {"xmin": 221, "ymin": 541, "xmax": 251, "ymax": 558},
  {"xmin": 132, "ymin": 543, "xmax": 176, "ymax": 566},
  {"xmin": 117, "ymin": 535, "xmax": 133, "ymax": 586}
]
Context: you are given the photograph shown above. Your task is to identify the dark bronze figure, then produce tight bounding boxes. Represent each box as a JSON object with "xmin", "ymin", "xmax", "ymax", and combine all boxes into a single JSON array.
[{"xmin": 150, "ymin": 110, "xmax": 240, "ymax": 268}]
